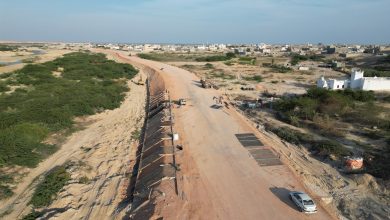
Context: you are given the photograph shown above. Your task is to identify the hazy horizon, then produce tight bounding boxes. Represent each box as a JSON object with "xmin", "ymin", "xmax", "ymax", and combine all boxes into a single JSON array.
[{"xmin": 1, "ymin": 0, "xmax": 389, "ymax": 44}]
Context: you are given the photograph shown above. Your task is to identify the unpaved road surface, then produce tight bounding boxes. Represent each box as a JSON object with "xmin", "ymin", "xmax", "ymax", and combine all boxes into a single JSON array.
[{"xmin": 111, "ymin": 51, "xmax": 335, "ymax": 220}]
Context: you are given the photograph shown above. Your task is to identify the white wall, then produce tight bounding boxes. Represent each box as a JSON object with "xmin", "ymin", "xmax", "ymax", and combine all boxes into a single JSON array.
[
  {"xmin": 362, "ymin": 78, "xmax": 390, "ymax": 91},
  {"xmin": 317, "ymin": 77, "xmax": 327, "ymax": 88},
  {"xmin": 328, "ymin": 79, "xmax": 348, "ymax": 90},
  {"xmin": 299, "ymin": 66, "xmax": 310, "ymax": 71},
  {"xmin": 350, "ymin": 70, "xmax": 364, "ymax": 89}
]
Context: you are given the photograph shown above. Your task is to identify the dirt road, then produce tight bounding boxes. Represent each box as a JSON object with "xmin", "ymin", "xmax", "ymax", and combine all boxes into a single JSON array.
[{"xmin": 111, "ymin": 52, "xmax": 335, "ymax": 220}]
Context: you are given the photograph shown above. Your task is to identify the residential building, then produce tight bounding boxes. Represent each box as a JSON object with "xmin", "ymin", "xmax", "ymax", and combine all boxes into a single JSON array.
[{"xmin": 317, "ymin": 69, "xmax": 390, "ymax": 91}]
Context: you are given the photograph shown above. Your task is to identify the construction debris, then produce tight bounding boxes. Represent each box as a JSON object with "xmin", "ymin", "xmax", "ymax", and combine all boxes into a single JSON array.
[
  {"xmin": 344, "ymin": 157, "xmax": 364, "ymax": 171},
  {"xmin": 178, "ymin": 99, "xmax": 186, "ymax": 106},
  {"xmin": 200, "ymin": 78, "xmax": 212, "ymax": 88}
]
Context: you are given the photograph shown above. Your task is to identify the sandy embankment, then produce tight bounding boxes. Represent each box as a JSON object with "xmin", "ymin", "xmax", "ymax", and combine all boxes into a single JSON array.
[{"xmin": 0, "ymin": 69, "xmax": 146, "ymax": 219}]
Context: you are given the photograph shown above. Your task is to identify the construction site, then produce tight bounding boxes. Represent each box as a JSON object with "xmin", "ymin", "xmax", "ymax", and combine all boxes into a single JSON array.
[
  {"xmin": 115, "ymin": 50, "xmax": 389, "ymax": 220},
  {"xmin": 0, "ymin": 46, "xmax": 388, "ymax": 220},
  {"xmin": 109, "ymin": 52, "xmax": 338, "ymax": 220},
  {"xmin": 1, "ymin": 0, "xmax": 389, "ymax": 219}
]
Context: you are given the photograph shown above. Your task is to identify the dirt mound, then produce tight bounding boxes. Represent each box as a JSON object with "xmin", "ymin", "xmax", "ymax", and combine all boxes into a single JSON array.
[
  {"xmin": 338, "ymin": 196, "xmax": 389, "ymax": 220},
  {"xmin": 351, "ymin": 174, "xmax": 379, "ymax": 190}
]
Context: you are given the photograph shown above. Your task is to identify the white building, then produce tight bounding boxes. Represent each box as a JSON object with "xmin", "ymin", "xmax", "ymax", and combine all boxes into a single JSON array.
[
  {"xmin": 298, "ymin": 66, "xmax": 310, "ymax": 71},
  {"xmin": 317, "ymin": 69, "xmax": 390, "ymax": 91}
]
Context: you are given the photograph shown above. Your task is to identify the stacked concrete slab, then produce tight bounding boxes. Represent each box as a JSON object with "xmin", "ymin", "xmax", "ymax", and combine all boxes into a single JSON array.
[{"xmin": 235, "ymin": 133, "xmax": 283, "ymax": 166}]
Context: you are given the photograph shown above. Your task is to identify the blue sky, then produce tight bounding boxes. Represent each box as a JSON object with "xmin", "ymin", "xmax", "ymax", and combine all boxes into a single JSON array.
[{"xmin": 0, "ymin": 0, "xmax": 389, "ymax": 44}]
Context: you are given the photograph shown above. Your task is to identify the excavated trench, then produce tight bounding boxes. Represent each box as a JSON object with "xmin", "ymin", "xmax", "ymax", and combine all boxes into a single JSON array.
[{"xmin": 127, "ymin": 67, "xmax": 178, "ymax": 214}]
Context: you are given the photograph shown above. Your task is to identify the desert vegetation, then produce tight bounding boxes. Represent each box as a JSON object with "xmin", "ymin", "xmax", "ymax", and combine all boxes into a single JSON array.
[
  {"xmin": 138, "ymin": 52, "xmax": 237, "ymax": 63},
  {"xmin": 238, "ymin": 56, "xmax": 256, "ymax": 65},
  {"xmin": 273, "ymin": 88, "xmax": 390, "ymax": 179},
  {"xmin": 243, "ymin": 75, "xmax": 263, "ymax": 82},
  {"xmin": 0, "ymin": 52, "xmax": 138, "ymax": 199},
  {"xmin": 20, "ymin": 165, "xmax": 70, "ymax": 219},
  {"xmin": 195, "ymin": 52, "xmax": 236, "ymax": 62},
  {"xmin": 265, "ymin": 124, "xmax": 349, "ymax": 157},
  {"xmin": 0, "ymin": 45, "xmax": 19, "ymax": 51},
  {"xmin": 262, "ymin": 63, "xmax": 292, "ymax": 73},
  {"xmin": 138, "ymin": 53, "xmax": 196, "ymax": 62},
  {"xmin": 354, "ymin": 54, "xmax": 390, "ymax": 77},
  {"xmin": 30, "ymin": 166, "xmax": 70, "ymax": 208},
  {"xmin": 290, "ymin": 53, "xmax": 325, "ymax": 66}
]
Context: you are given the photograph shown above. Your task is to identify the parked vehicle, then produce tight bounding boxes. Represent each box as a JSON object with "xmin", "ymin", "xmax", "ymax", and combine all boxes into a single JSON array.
[
  {"xmin": 179, "ymin": 98, "xmax": 186, "ymax": 105},
  {"xmin": 289, "ymin": 191, "xmax": 317, "ymax": 213}
]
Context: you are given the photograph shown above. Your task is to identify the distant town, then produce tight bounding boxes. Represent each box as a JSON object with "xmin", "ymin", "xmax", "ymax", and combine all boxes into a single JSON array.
[{"xmin": 88, "ymin": 42, "xmax": 389, "ymax": 57}]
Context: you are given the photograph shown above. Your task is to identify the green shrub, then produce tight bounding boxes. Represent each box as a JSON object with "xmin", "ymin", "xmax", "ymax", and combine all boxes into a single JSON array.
[
  {"xmin": 0, "ymin": 45, "xmax": 19, "ymax": 51},
  {"xmin": 0, "ymin": 52, "xmax": 137, "ymax": 168},
  {"xmin": 243, "ymin": 75, "xmax": 263, "ymax": 82},
  {"xmin": 290, "ymin": 54, "xmax": 324, "ymax": 65},
  {"xmin": 138, "ymin": 53, "xmax": 165, "ymax": 61},
  {"xmin": 279, "ymin": 88, "xmax": 374, "ymax": 118},
  {"xmin": 0, "ymin": 185, "xmax": 13, "ymax": 199},
  {"xmin": 0, "ymin": 82, "xmax": 9, "ymax": 92},
  {"xmin": 0, "ymin": 123, "xmax": 54, "ymax": 167},
  {"xmin": 362, "ymin": 130, "xmax": 384, "ymax": 140},
  {"xmin": 131, "ymin": 129, "xmax": 141, "ymax": 140},
  {"xmin": 22, "ymin": 211, "xmax": 44, "ymax": 220},
  {"xmin": 79, "ymin": 176, "xmax": 90, "ymax": 184},
  {"xmin": 363, "ymin": 68, "xmax": 390, "ymax": 77},
  {"xmin": 224, "ymin": 61, "xmax": 234, "ymax": 66},
  {"xmin": 239, "ymin": 56, "xmax": 255, "ymax": 62},
  {"xmin": 238, "ymin": 56, "xmax": 256, "ymax": 65},
  {"xmin": 204, "ymin": 63, "xmax": 214, "ymax": 69},
  {"xmin": 275, "ymin": 96, "xmax": 318, "ymax": 120},
  {"xmin": 196, "ymin": 56, "xmax": 229, "ymax": 62},
  {"xmin": 276, "ymin": 88, "xmax": 389, "ymax": 132},
  {"xmin": 290, "ymin": 54, "xmax": 308, "ymax": 65},
  {"xmin": 341, "ymin": 89, "xmax": 375, "ymax": 102},
  {"xmin": 269, "ymin": 64, "xmax": 292, "ymax": 73},
  {"xmin": 265, "ymin": 125, "xmax": 301, "ymax": 145},
  {"xmin": 0, "ymin": 174, "xmax": 13, "ymax": 184},
  {"xmin": 196, "ymin": 53, "xmax": 235, "ymax": 62},
  {"xmin": 265, "ymin": 124, "xmax": 348, "ymax": 157},
  {"xmin": 226, "ymin": 52, "xmax": 236, "ymax": 59},
  {"xmin": 364, "ymin": 140, "xmax": 390, "ymax": 180},
  {"xmin": 210, "ymin": 72, "xmax": 235, "ymax": 80},
  {"xmin": 138, "ymin": 53, "xmax": 196, "ymax": 62},
  {"xmin": 30, "ymin": 166, "xmax": 70, "ymax": 208},
  {"xmin": 311, "ymin": 140, "xmax": 349, "ymax": 156}
]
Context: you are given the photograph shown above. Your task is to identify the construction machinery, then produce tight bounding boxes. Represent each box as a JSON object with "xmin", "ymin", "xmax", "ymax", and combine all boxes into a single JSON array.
[
  {"xmin": 200, "ymin": 78, "xmax": 212, "ymax": 88},
  {"xmin": 179, "ymin": 99, "xmax": 187, "ymax": 106}
]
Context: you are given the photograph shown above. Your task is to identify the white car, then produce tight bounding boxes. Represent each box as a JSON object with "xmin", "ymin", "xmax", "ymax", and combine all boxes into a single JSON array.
[{"xmin": 289, "ymin": 191, "xmax": 317, "ymax": 213}]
